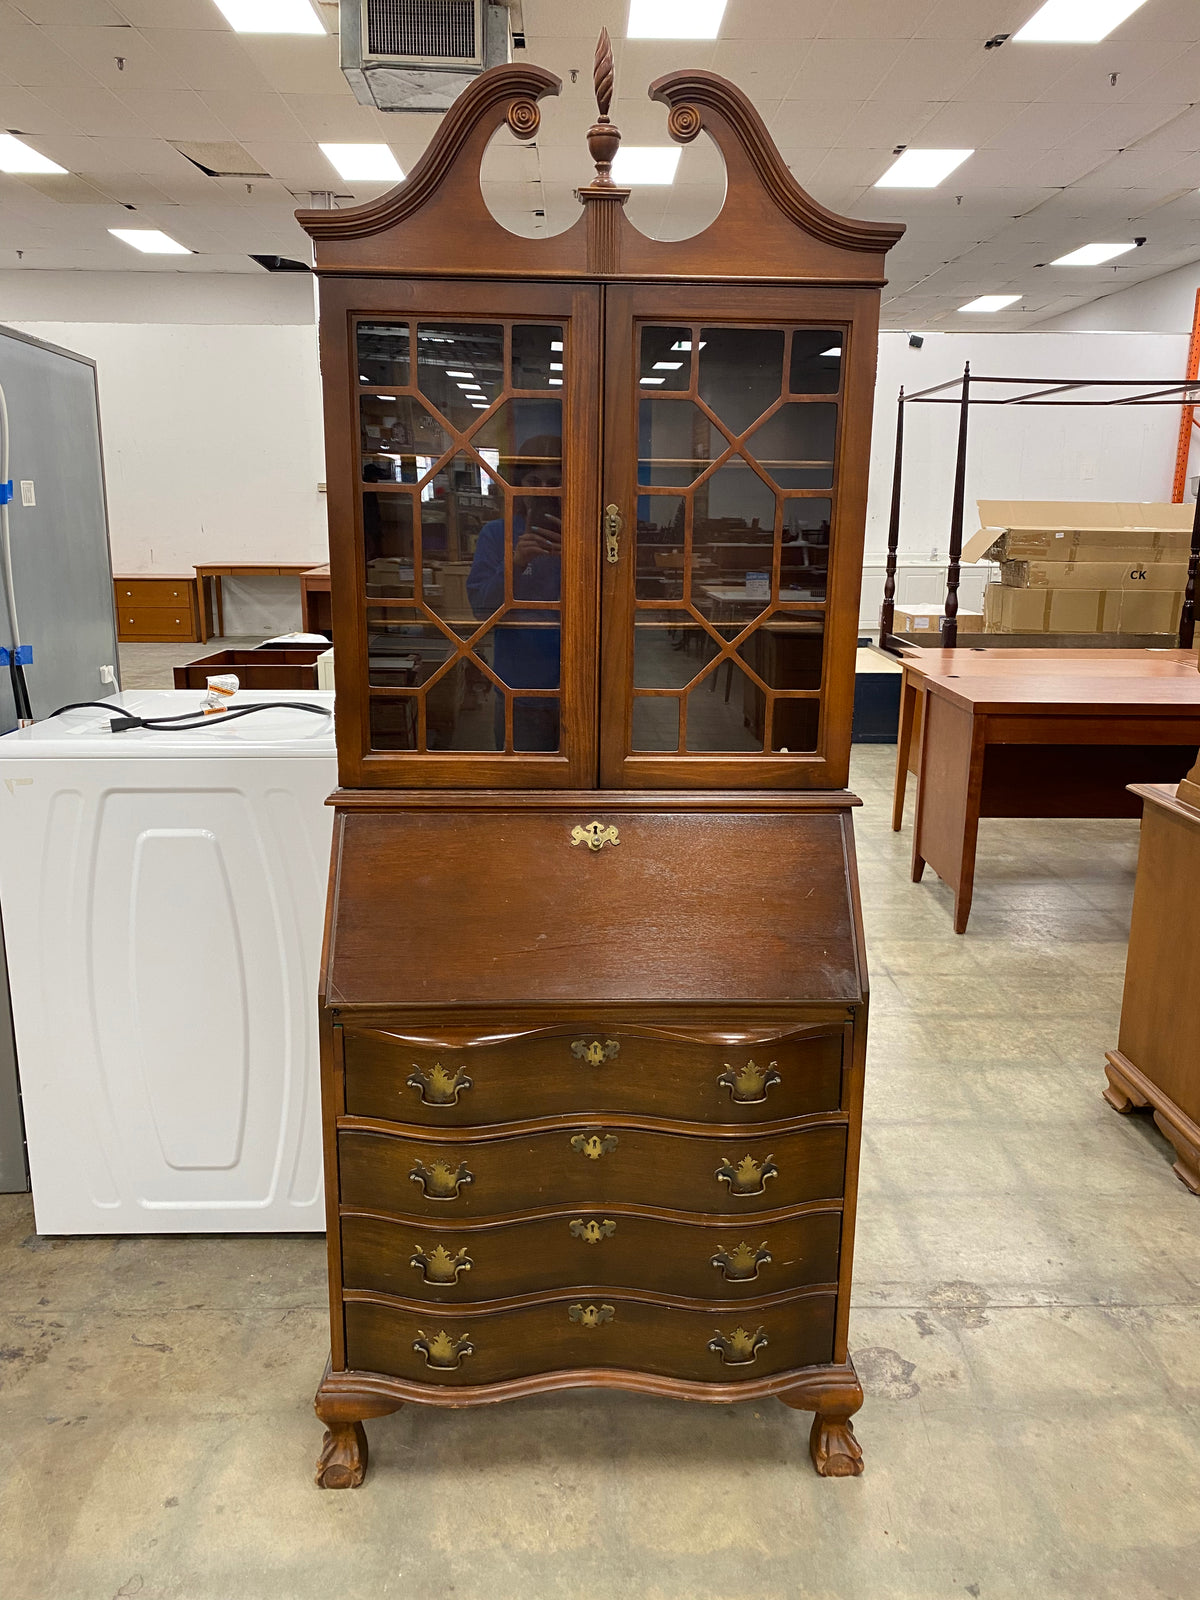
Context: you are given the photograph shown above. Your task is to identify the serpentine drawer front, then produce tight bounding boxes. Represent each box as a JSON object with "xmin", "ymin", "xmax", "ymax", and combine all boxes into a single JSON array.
[
  {"xmin": 341, "ymin": 1207, "xmax": 843, "ymax": 1303},
  {"xmin": 344, "ymin": 1288, "xmax": 839, "ymax": 1386},
  {"xmin": 338, "ymin": 1123, "xmax": 848, "ymax": 1218},
  {"xmin": 341, "ymin": 1023, "xmax": 846, "ymax": 1127}
]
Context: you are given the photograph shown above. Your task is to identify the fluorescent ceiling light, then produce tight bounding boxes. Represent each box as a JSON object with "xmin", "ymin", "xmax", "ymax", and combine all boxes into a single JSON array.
[
  {"xmin": 611, "ymin": 146, "xmax": 681, "ymax": 185},
  {"xmin": 108, "ymin": 228, "xmax": 191, "ymax": 255},
  {"xmin": 320, "ymin": 143, "xmax": 403, "ymax": 182},
  {"xmin": 671, "ymin": 339, "xmax": 706, "ymax": 351},
  {"xmin": 641, "ymin": 376, "xmax": 666, "ymax": 385},
  {"xmin": 0, "ymin": 134, "xmax": 67, "ymax": 175},
  {"xmin": 550, "ymin": 340, "xmax": 563, "ymax": 351},
  {"xmin": 470, "ymin": 402, "xmax": 489, "ymax": 409},
  {"xmin": 958, "ymin": 294, "xmax": 1022, "ymax": 313},
  {"xmin": 627, "ymin": 0, "xmax": 727, "ymax": 38},
  {"xmin": 875, "ymin": 149, "xmax": 973, "ymax": 188},
  {"xmin": 820, "ymin": 346, "xmax": 842, "ymax": 357},
  {"xmin": 653, "ymin": 361, "xmax": 683, "ymax": 370},
  {"xmin": 212, "ymin": 1, "xmax": 323, "ymax": 32},
  {"xmin": 375, "ymin": 395, "xmax": 396, "ymax": 402},
  {"xmin": 549, "ymin": 378, "xmax": 563, "ymax": 386},
  {"xmin": 550, "ymin": 362, "xmax": 563, "ymax": 371},
  {"xmin": 1051, "ymin": 242, "xmax": 1137, "ymax": 266},
  {"xmin": 446, "ymin": 370, "xmax": 473, "ymax": 378},
  {"xmin": 1014, "ymin": 0, "xmax": 1150, "ymax": 44}
]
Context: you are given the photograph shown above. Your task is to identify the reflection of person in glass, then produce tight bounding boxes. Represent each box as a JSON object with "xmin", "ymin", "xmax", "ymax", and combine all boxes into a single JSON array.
[{"xmin": 466, "ymin": 434, "xmax": 561, "ymax": 752}]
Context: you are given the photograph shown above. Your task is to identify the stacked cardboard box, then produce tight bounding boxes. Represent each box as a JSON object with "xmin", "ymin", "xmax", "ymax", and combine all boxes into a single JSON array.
[
  {"xmin": 892, "ymin": 603, "xmax": 984, "ymax": 636},
  {"xmin": 964, "ymin": 501, "xmax": 1195, "ymax": 636}
]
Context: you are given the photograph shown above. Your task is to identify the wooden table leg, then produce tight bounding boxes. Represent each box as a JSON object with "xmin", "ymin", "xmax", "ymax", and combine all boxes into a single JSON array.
[
  {"xmin": 215, "ymin": 575, "xmax": 225, "ymax": 639},
  {"xmin": 912, "ymin": 692, "xmax": 986, "ymax": 933},
  {"xmin": 892, "ymin": 670, "xmax": 917, "ymax": 831}
]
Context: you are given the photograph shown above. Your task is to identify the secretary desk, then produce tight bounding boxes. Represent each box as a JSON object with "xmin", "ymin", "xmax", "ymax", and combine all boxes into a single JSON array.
[{"xmin": 297, "ymin": 33, "xmax": 902, "ymax": 1488}]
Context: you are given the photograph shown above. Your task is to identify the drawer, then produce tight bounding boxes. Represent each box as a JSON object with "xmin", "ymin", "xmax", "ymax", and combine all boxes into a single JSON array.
[
  {"xmin": 338, "ymin": 1122, "xmax": 847, "ymax": 1218},
  {"xmin": 342, "ymin": 1207, "xmax": 841, "ymax": 1303},
  {"xmin": 116, "ymin": 605, "xmax": 197, "ymax": 641},
  {"xmin": 341, "ymin": 1022, "xmax": 846, "ymax": 1127},
  {"xmin": 114, "ymin": 579, "xmax": 195, "ymax": 608},
  {"xmin": 344, "ymin": 1287, "xmax": 837, "ymax": 1386}
]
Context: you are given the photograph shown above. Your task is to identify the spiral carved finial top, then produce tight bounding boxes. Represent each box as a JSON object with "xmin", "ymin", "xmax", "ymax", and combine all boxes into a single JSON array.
[{"xmin": 594, "ymin": 28, "xmax": 614, "ymax": 118}]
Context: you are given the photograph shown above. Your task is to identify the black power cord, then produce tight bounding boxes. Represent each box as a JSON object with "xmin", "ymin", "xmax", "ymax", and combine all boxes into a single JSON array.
[{"xmin": 49, "ymin": 699, "xmax": 331, "ymax": 733}]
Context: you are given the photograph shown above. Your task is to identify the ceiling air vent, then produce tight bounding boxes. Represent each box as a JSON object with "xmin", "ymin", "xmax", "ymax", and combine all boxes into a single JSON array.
[{"xmin": 341, "ymin": 0, "xmax": 512, "ymax": 112}]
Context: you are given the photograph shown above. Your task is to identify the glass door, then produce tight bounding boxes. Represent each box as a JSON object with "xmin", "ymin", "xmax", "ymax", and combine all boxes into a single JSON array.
[
  {"xmin": 599, "ymin": 285, "xmax": 868, "ymax": 790},
  {"xmin": 320, "ymin": 280, "xmax": 600, "ymax": 789}
]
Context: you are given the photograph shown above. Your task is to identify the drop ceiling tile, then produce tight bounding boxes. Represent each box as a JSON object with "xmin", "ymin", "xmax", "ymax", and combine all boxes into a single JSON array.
[
  {"xmin": 199, "ymin": 90, "xmax": 306, "ymax": 142},
  {"xmin": 960, "ymin": 43, "xmax": 1081, "ymax": 103},
  {"xmin": 810, "ymin": 147, "xmax": 905, "ymax": 189},
  {"xmin": 138, "ymin": 27, "xmax": 270, "ymax": 94},
  {"xmin": 114, "ymin": 88, "xmax": 236, "ymax": 142},
  {"xmin": 770, "ymin": 99, "xmax": 863, "ymax": 147},
  {"xmin": 915, "ymin": 1, "xmax": 1032, "ymax": 40},
  {"xmin": 40, "ymin": 24, "xmax": 188, "ymax": 92},
  {"xmin": 114, "ymin": 1, "xmax": 227, "ymax": 26},
  {"xmin": 997, "ymin": 100, "xmax": 1102, "ymax": 152},
  {"xmin": 281, "ymin": 93, "xmax": 385, "ymax": 141},
  {"xmin": 1069, "ymin": 101, "xmax": 1195, "ymax": 152},
  {"xmin": 916, "ymin": 99, "xmax": 1028, "ymax": 149},
  {"xmin": 786, "ymin": 38, "xmax": 899, "ymax": 99},
  {"xmin": 619, "ymin": 41, "xmax": 718, "ymax": 88},
  {"xmin": 722, "ymin": 0, "xmax": 835, "ymax": 36},
  {"xmin": 14, "ymin": 1, "xmax": 127, "ymax": 22},
  {"xmin": 0, "ymin": 23, "xmax": 104, "ymax": 89},
  {"xmin": 836, "ymin": 100, "xmax": 939, "ymax": 150},
  {"xmin": 709, "ymin": 39, "xmax": 808, "ymax": 101},
  {"xmin": 30, "ymin": 82, "xmax": 160, "ymax": 138},
  {"xmin": 0, "ymin": 83, "xmax": 82, "ymax": 134},
  {"xmin": 872, "ymin": 38, "xmax": 989, "ymax": 103},
  {"xmin": 479, "ymin": 138, "xmax": 541, "ymax": 182},
  {"xmin": 237, "ymin": 34, "xmax": 347, "ymax": 97},
  {"xmin": 1111, "ymin": 0, "xmax": 1200, "ymax": 43}
]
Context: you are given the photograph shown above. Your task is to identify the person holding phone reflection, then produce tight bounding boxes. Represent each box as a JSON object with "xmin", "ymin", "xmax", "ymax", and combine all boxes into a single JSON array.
[{"xmin": 466, "ymin": 434, "xmax": 561, "ymax": 751}]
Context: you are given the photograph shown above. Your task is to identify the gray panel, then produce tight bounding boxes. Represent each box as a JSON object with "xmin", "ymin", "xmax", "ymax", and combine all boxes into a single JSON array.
[
  {"xmin": 0, "ymin": 911, "xmax": 26, "ymax": 1191},
  {"xmin": 0, "ymin": 324, "xmax": 119, "ymax": 733}
]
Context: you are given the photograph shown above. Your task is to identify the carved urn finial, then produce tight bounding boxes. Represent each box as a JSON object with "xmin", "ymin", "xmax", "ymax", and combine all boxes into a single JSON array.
[{"xmin": 586, "ymin": 28, "xmax": 621, "ymax": 186}]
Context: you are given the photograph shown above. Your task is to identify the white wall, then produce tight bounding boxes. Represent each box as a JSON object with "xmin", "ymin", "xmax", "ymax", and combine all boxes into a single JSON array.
[{"xmin": 1039, "ymin": 260, "xmax": 1200, "ymax": 335}]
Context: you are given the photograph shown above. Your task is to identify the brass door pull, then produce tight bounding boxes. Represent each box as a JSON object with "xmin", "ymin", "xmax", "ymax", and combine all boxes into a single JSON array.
[
  {"xmin": 410, "ymin": 1244, "xmax": 473, "ymax": 1283},
  {"xmin": 715, "ymin": 1154, "xmax": 779, "ymax": 1197},
  {"xmin": 571, "ymin": 821, "xmax": 619, "ymax": 851},
  {"xmin": 409, "ymin": 1158, "xmax": 474, "ymax": 1200},
  {"xmin": 717, "ymin": 1059, "xmax": 781, "ymax": 1105},
  {"xmin": 603, "ymin": 503, "xmax": 621, "ymax": 563},
  {"xmin": 570, "ymin": 1218, "xmax": 616, "ymax": 1244},
  {"xmin": 407, "ymin": 1062, "xmax": 473, "ymax": 1106},
  {"xmin": 413, "ymin": 1329, "xmax": 474, "ymax": 1369},
  {"xmin": 571, "ymin": 1037, "xmax": 619, "ymax": 1065},
  {"xmin": 571, "ymin": 1132, "xmax": 618, "ymax": 1161},
  {"xmin": 711, "ymin": 1241, "xmax": 772, "ymax": 1282},
  {"xmin": 569, "ymin": 1303, "xmax": 615, "ymax": 1327},
  {"xmin": 708, "ymin": 1326, "xmax": 768, "ymax": 1366}
]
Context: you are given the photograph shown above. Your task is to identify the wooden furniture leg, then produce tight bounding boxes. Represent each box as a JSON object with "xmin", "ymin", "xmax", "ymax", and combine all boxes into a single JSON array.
[
  {"xmin": 892, "ymin": 669, "xmax": 917, "ymax": 831},
  {"xmin": 778, "ymin": 1362, "xmax": 865, "ymax": 1477},
  {"xmin": 911, "ymin": 691, "xmax": 985, "ymax": 933},
  {"xmin": 314, "ymin": 1363, "xmax": 405, "ymax": 1489},
  {"xmin": 214, "ymin": 575, "xmax": 225, "ymax": 640},
  {"xmin": 1105, "ymin": 1050, "xmax": 1200, "ymax": 1196}
]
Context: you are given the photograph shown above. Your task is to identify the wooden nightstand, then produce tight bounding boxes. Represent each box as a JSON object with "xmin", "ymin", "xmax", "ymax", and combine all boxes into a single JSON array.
[{"xmin": 113, "ymin": 575, "xmax": 202, "ymax": 643}]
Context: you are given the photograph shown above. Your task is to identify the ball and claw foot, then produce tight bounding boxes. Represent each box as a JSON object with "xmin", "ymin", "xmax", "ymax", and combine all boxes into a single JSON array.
[
  {"xmin": 316, "ymin": 1420, "xmax": 368, "ymax": 1489},
  {"xmin": 809, "ymin": 1412, "xmax": 864, "ymax": 1477}
]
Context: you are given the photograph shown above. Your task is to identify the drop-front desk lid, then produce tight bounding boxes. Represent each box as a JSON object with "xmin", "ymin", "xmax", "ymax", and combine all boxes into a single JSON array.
[{"xmin": 325, "ymin": 795, "xmax": 865, "ymax": 1010}]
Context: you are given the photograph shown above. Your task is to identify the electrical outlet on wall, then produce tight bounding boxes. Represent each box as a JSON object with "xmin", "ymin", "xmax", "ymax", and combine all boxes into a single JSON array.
[
  {"xmin": 20, "ymin": 481, "xmax": 35, "ymax": 506},
  {"xmin": 99, "ymin": 665, "xmax": 116, "ymax": 684}
]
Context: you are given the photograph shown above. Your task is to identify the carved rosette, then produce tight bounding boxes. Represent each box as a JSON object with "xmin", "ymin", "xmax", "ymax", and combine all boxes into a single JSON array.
[
  {"xmin": 506, "ymin": 97, "xmax": 540, "ymax": 139},
  {"xmin": 667, "ymin": 103, "xmax": 702, "ymax": 144}
]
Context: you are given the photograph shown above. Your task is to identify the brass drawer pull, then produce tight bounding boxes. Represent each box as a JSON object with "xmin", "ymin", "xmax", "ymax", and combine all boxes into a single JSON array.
[
  {"xmin": 715, "ymin": 1153, "xmax": 778, "ymax": 1197},
  {"xmin": 571, "ymin": 1037, "xmax": 619, "ymax": 1066},
  {"xmin": 708, "ymin": 1325, "xmax": 768, "ymax": 1366},
  {"xmin": 410, "ymin": 1244, "xmax": 473, "ymax": 1284},
  {"xmin": 409, "ymin": 1158, "xmax": 473, "ymax": 1200},
  {"xmin": 571, "ymin": 1132, "xmax": 618, "ymax": 1161},
  {"xmin": 571, "ymin": 821, "xmax": 619, "ymax": 851},
  {"xmin": 717, "ymin": 1058, "xmax": 781, "ymax": 1105},
  {"xmin": 711, "ymin": 1240, "xmax": 772, "ymax": 1282},
  {"xmin": 569, "ymin": 1303, "xmax": 614, "ymax": 1328},
  {"xmin": 413, "ymin": 1329, "xmax": 474, "ymax": 1369},
  {"xmin": 570, "ymin": 1218, "xmax": 616, "ymax": 1244},
  {"xmin": 406, "ymin": 1062, "xmax": 473, "ymax": 1106}
]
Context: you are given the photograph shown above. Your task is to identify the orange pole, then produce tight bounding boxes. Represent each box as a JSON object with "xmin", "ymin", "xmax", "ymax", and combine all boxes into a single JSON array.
[{"xmin": 1172, "ymin": 286, "xmax": 1200, "ymax": 503}]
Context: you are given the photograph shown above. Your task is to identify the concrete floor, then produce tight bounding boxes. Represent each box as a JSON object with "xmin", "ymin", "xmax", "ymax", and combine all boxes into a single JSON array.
[{"xmin": 2, "ymin": 703, "xmax": 1199, "ymax": 1596}]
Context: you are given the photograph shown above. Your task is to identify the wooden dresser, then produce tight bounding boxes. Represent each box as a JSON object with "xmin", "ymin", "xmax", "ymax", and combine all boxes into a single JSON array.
[
  {"xmin": 112, "ymin": 574, "xmax": 202, "ymax": 643},
  {"xmin": 297, "ymin": 36, "xmax": 901, "ymax": 1488}
]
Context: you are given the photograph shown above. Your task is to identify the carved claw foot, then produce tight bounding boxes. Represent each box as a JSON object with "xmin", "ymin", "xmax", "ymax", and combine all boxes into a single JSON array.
[
  {"xmin": 316, "ymin": 1420, "xmax": 368, "ymax": 1489},
  {"xmin": 809, "ymin": 1412, "xmax": 864, "ymax": 1478}
]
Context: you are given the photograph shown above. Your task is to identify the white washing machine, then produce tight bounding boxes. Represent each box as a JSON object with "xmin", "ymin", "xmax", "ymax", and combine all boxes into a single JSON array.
[{"xmin": 0, "ymin": 690, "xmax": 336, "ymax": 1233}]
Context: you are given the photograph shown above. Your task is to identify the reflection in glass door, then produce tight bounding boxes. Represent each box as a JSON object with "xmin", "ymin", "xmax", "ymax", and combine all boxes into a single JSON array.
[{"xmin": 628, "ymin": 322, "xmax": 842, "ymax": 757}]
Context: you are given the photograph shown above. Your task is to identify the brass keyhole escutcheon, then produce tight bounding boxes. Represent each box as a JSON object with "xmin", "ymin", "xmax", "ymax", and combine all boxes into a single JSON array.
[
  {"xmin": 569, "ymin": 1303, "xmax": 615, "ymax": 1328},
  {"xmin": 571, "ymin": 1037, "xmax": 619, "ymax": 1066},
  {"xmin": 571, "ymin": 1132, "xmax": 618, "ymax": 1161},
  {"xmin": 570, "ymin": 1218, "xmax": 616, "ymax": 1245},
  {"xmin": 603, "ymin": 503, "xmax": 621, "ymax": 563},
  {"xmin": 571, "ymin": 821, "xmax": 619, "ymax": 851}
]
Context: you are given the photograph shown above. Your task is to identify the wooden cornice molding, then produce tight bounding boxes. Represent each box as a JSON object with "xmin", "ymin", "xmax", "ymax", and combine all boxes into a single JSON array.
[
  {"xmin": 649, "ymin": 69, "xmax": 905, "ymax": 255},
  {"xmin": 296, "ymin": 64, "xmax": 561, "ymax": 242}
]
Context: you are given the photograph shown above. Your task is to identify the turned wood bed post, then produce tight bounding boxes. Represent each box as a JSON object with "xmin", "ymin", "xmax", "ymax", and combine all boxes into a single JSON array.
[
  {"xmin": 880, "ymin": 385, "xmax": 904, "ymax": 647},
  {"xmin": 942, "ymin": 361, "xmax": 971, "ymax": 649},
  {"xmin": 1179, "ymin": 486, "xmax": 1200, "ymax": 650}
]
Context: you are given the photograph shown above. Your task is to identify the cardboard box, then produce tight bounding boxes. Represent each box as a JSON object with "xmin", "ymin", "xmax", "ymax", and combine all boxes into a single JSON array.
[
  {"xmin": 999, "ymin": 556, "xmax": 1189, "ymax": 591},
  {"xmin": 984, "ymin": 582, "xmax": 1182, "ymax": 635},
  {"xmin": 893, "ymin": 603, "xmax": 984, "ymax": 635},
  {"xmin": 965, "ymin": 501, "xmax": 1196, "ymax": 565}
]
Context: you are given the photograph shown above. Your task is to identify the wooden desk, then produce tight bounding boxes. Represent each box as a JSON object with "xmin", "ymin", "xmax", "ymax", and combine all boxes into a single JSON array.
[
  {"xmin": 301, "ymin": 565, "xmax": 332, "ymax": 635},
  {"xmin": 892, "ymin": 649, "xmax": 1198, "ymax": 831},
  {"xmin": 194, "ymin": 563, "xmax": 322, "ymax": 640},
  {"xmin": 911, "ymin": 672, "xmax": 1200, "ymax": 932}
]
